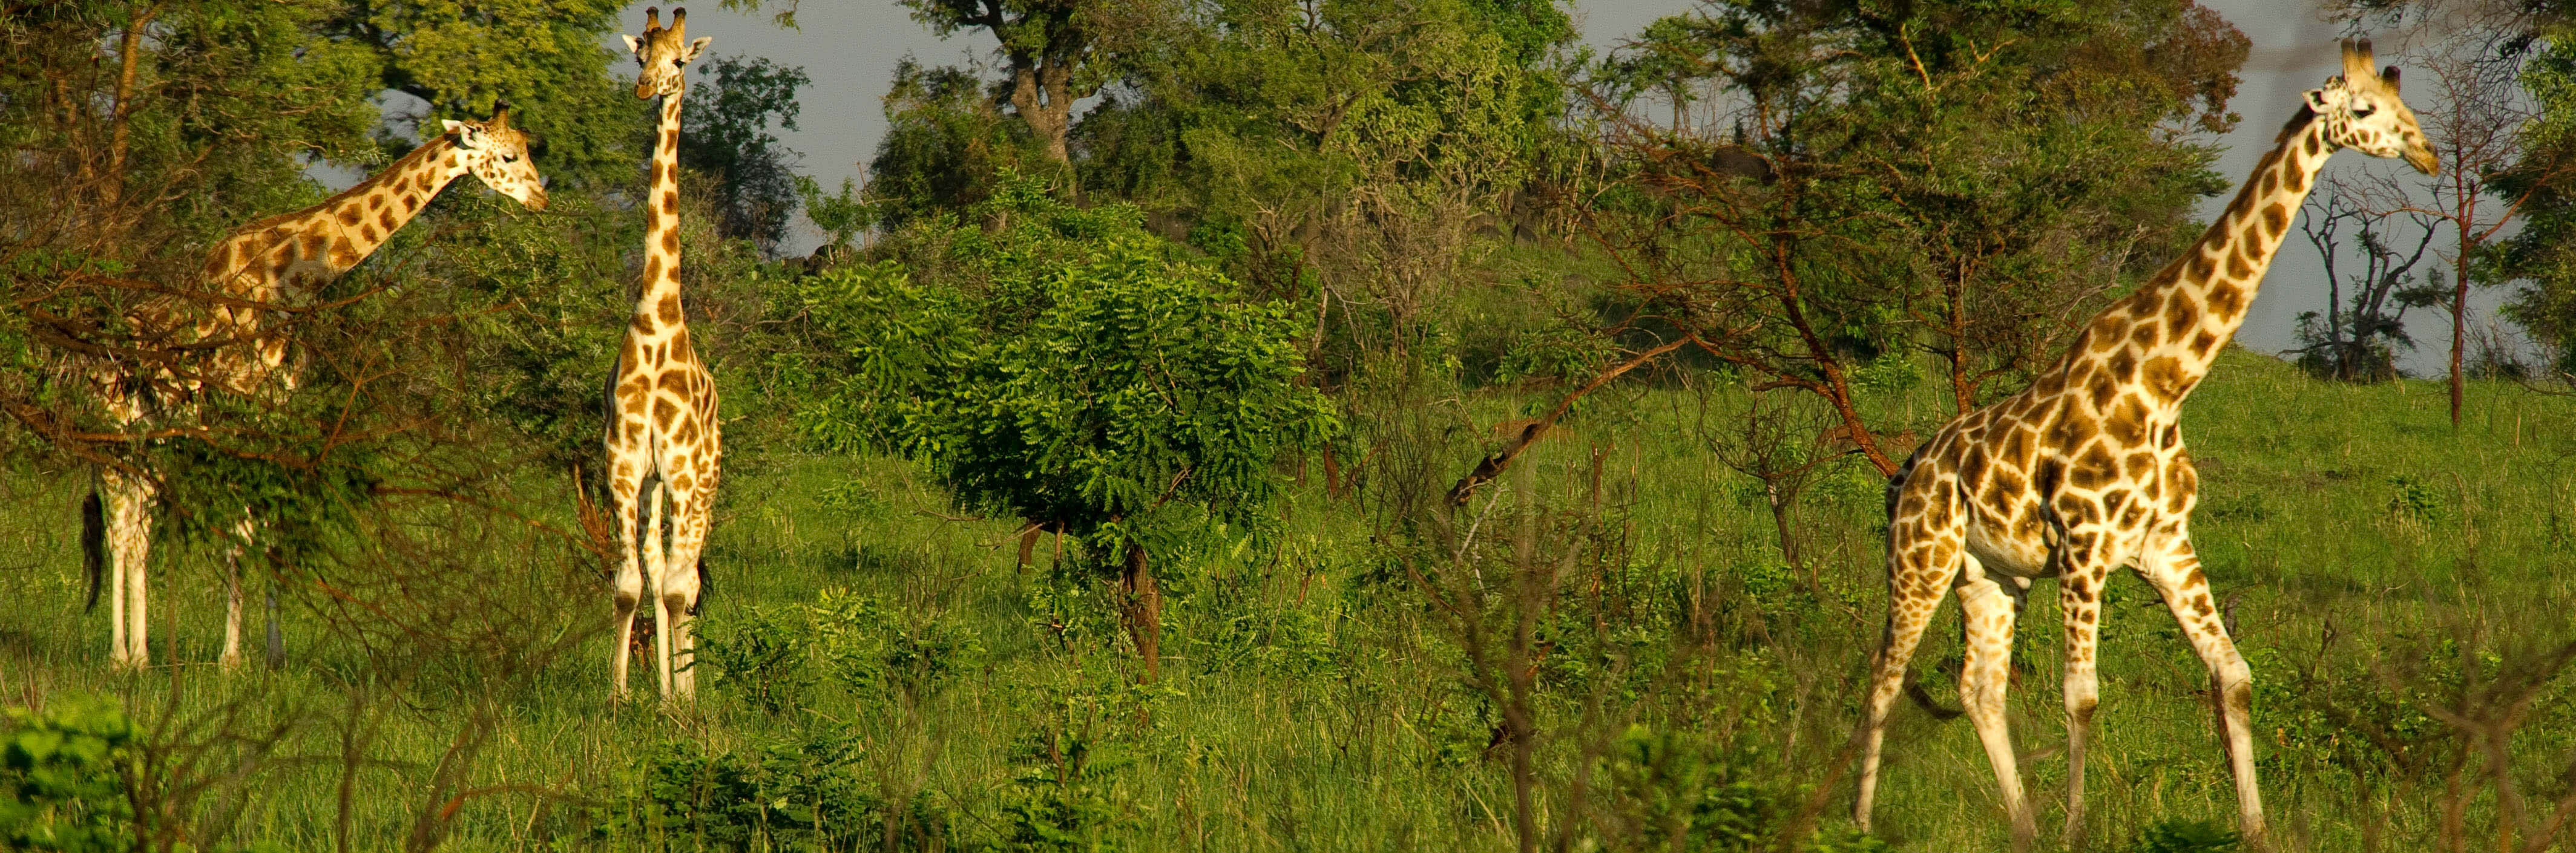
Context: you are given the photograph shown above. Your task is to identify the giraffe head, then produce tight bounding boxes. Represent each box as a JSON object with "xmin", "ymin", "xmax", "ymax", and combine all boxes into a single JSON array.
[
  {"xmin": 623, "ymin": 7, "xmax": 711, "ymax": 100},
  {"xmin": 438, "ymin": 106, "xmax": 550, "ymax": 211},
  {"xmin": 2303, "ymin": 38, "xmax": 2439, "ymax": 175}
]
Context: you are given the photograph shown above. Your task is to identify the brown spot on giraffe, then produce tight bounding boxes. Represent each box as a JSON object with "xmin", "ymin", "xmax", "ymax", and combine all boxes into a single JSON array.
[
  {"xmin": 2107, "ymin": 348, "xmax": 2138, "ymax": 385},
  {"xmin": 2207, "ymin": 281, "xmax": 2246, "ymax": 322},
  {"xmin": 658, "ymin": 293, "xmax": 682, "ymax": 324}
]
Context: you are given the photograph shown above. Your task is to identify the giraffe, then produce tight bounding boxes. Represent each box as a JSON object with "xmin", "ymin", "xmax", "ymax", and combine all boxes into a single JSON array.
[
  {"xmin": 606, "ymin": 6, "xmax": 721, "ymax": 701},
  {"xmin": 1850, "ymin": 39, "xmax": 2436, "ymax": 849},
  {"xmin": 85, "ymin": 108, "xmax": 548, "ymax": 670}
]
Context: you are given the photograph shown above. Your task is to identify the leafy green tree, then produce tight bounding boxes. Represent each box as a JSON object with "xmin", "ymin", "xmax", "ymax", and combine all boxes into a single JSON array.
[
  {"xmin": 866, "ymin": 59, "xmax": 1045, "ymax": 229},
  {"xmin": 325, "ymin": 0, "xmax": 640, "ymax": 187},
  {"xmin": 0, "ymin": 0, "xmax": 382, "ymax": 465},
  {"xmin": 1589, "ymin": 0, "xmax": 2245, "ymax": 472},
  {"xmin": 682, "ymin": 55, "xmax": 810, "ymax": 253},
  {"xmin": 898, "ymin": 0, "xmax": 1178, "ymax": 166},
  {"xmin": 1078, "ymin": 0, "xmax": 1579, "ymax": 358},
  {"xmin": 787, "ymin": 178, "xmax": 1334, "ymax": 679}
]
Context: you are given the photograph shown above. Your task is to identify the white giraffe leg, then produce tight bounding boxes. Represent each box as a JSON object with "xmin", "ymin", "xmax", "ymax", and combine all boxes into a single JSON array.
[
  {"xmin": 646, "ymin": 479, "xmax": 673, "ymax": 700},
  {"xmin": 222, "ymin": 517, "xmax": 255, "ymax": 670},
  {"xmin": 608, "ymin": 459, "xmax": 646, "ymax": 699},
  {"xmin": 1956, "ymin": 557, "xmax": 2036, "ymax": 851},
  {"xmin": 103, "ymin": 468, "xmax": 154, "ymax": 670},
  {"xmin": 2138, "ymin": 525, "xmax": 2265, "ymax": 840},
  {"xmin": 664, "ymin": 473, "xmax": 711, "ymax": 699}
]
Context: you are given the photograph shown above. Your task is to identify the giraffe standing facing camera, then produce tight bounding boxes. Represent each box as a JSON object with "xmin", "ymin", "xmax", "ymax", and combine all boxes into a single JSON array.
[
  {"xmin": 605, "ymin": 6, "xmax": 721, "ymax": 702},
  {"xmin": 1851, "ymin": 39, "xmax": 2437, "ymax": 850}
]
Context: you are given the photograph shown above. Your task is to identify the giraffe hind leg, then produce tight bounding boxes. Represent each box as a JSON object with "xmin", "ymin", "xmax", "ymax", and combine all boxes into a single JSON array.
[
  {"xmin": 1957, "ymin": 558, "xmax": 2036, "ymax": 851},
  {"xmin": 1854, "ymin": 505, "xmax": 1968, "ymax": 833}
]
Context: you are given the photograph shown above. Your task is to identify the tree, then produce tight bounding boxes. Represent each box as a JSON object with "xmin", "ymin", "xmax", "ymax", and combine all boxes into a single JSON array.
[
  {"xmin": 866, "ymin": 59, "xmax": 1044, "ymax": 229},
  {"xmin": 787, "ymin": 178, "xmax": 1335, "ymax": 680},
  {"xmin": 0, "ymin": 0, "xmax": 381, "ymax": 468},
  {"xmin": 681, "ymin": 56, "xmax": 810, "ymax": 253},
  {"xmin": 898, "ymin": 0, "xmax": 1177, "ymax": 167},
  {"xmin": 1080, "ymin": 0, "xmax": 1579, "ymax": 365},
  {"xmin": 2338, "ymin": 2, "xmax": 2566, "ymax": 420},
  {"xmin": 324, "ymin": 0, "xmax": 641, "ymax": 187},
  {"xmin": 1585, "ymin": 0, "xmax": 2244, "ymax": 472},
  {"xmin": 2295, "ymin": 191, "xmax": 2443, "ymax": 381}
]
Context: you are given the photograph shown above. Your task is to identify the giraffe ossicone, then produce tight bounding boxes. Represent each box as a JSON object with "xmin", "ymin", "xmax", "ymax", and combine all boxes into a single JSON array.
[
  {"xmin": 606, "ymin": 5, "xmax": 723, "ymax": 702},
  {"xmin": 89, "ymin": 106, "xmax": 547, "ymax": 671},
  {"xmin": 1849, "ymin": 38, "xmax": 2435, "ymax": 850}
]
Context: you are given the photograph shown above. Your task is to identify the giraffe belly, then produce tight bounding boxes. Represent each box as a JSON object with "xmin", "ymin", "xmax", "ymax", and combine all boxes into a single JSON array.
[{"xmin": 1963, "ymin": 511, "xmax": 2052, "ymax": 578}]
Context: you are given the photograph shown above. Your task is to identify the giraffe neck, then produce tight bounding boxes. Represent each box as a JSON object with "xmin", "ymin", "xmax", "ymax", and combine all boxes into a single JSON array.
[
  {"xmin": 2080, "ymin": 109, "xmax": 2334, "ymax": 391},
  {"xmin": 636, "ymin": 91, "xmax": 685, "ymax": 330},
  {"xmin": 206, "ymin": 136, "xmax": 470, "ymax": 290}
]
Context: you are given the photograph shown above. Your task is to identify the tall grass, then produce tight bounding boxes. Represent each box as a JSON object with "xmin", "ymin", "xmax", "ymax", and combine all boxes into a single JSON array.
[{"xmin": 1, "ymin": 350, "xmax": 2569, "ymax": 851}]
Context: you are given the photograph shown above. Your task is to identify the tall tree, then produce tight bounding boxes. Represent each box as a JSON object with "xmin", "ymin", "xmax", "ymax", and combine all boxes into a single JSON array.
[
  {"xmin": 1589, "ymin": 0, "xmax": 2244, "ymax": 472},
  {"xmin": 326, "ymin": 0, "xmax": 639, "ymax": 187},
  {"xmin": 899, "ymin": 0, "xmax": 1176, "ymax": 167},
  {"xmin": 681, "ymin": 56, "xmax": 810, "ymax": 253},
  {"xmin": 0, "ymin": 0, "xmax": 381, "ymax": 460}
]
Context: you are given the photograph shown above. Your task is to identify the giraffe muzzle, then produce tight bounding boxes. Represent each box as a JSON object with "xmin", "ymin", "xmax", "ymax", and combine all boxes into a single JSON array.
[{"xmin": 2405, "ymin": 144, "xmax": 2439, "ymax": 176}]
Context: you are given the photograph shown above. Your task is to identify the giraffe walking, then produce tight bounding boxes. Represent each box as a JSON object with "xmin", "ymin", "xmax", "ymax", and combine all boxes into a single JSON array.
[
  {"xmin": 86, "ymin": 108, "xmax": 548, "ymax": 670},
  {"xmin": 607, "ymin": 7, "xmax": 720, "ymax": 701},
  {"xmin": 1852, "ymin": 39, "xmax": 2436, "ymax": 849}
]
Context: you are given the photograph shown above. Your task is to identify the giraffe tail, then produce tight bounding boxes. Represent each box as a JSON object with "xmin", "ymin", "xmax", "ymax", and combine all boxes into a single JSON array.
[
  {"xmin": 81, "ymin": 485, "xmax": 107, "ymax": 613},
  {"xmin": 689, "ymin": 555, "xmax": 709, "ymax": 616}
]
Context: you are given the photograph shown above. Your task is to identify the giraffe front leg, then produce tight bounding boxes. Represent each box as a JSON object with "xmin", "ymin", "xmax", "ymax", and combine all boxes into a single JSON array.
[
  {"xmin": 609, "ymin": 463, "xmax": 646, "ymax": 701},
  {"xmin": 1854, "ymin": 507, "xmax": 1966, "ymax": 834},
  {"xmin": 2139, "ymin": 525, "xmax": 2265, "ymax": 842},
  {"xmin": 663, "ymin": 477, "xmax": 711, "ymax": 700},
  {"xmin": 646, "ymin": 479, "xmax": 674, "ymax": 701},
  {"xmin": 1956, "ymin": 557, "xmax": 2036, "ymax": 852},
  {"xmin": 2057, "ymin": 534, "xmax": 2115, "ymax": 850}
]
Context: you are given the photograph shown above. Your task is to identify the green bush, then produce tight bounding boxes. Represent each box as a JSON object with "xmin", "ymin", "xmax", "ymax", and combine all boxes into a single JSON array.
[{"xmin": 0, "ymin": 699, "xmax": 136, "ymax": 853}]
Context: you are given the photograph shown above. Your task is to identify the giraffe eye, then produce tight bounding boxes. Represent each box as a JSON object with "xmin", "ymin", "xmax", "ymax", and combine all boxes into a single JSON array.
[
  {"xmin": 2353, "ymin": 104, "xmax": 2377, "ymax": 119},
  {"xmin": 502, "ymin": 154, "xmax": 519, "ymax": 163}
]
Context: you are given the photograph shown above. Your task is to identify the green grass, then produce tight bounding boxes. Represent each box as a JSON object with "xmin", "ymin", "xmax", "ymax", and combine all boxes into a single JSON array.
[{"xmin": 2, "ymin": 348, "xmax": 2572, "ymax": 851}]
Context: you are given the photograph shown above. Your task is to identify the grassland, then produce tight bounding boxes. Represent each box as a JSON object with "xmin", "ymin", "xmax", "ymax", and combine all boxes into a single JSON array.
[{"xmin": 1, "ymin": 348, "xmax": 2571, "ymax": 851}]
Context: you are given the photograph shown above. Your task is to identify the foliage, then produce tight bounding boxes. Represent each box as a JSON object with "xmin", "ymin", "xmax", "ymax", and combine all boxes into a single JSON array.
[
  {"xmin": 326, "ymin": 0, "xmax": 642, "ymax": 186},
  {"xmin": 2129, "ymin": 819, "xmax": 2241, "ymax": 853},
  {"xmin": 868, "ymin": 59, "xmax": 1050, "ymax": 229},
  {"xmin": 0, "ymin": 699, "xmax": 136, "ymax": 853},
  {"xmin": 681, "ymin": 55, "xmax": 811, "ymax": 252},
  {"xmin": 617, "ymin": 731, "xmax": 965, "ymax": 851}
]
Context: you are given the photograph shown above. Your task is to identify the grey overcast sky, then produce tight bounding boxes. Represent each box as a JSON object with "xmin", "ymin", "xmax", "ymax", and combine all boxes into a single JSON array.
[{"xmin": 577, "ymin": 0, "xmax": 2488, "ymax": 376}]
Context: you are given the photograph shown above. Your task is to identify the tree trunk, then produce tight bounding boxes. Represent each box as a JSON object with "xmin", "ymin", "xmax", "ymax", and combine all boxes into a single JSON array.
[
  {"xmin": 2451, "ymin": 263, "xmax": 2466, "ymax": 427},
  {"xmin": 1121, "ymin": 541, "xmax": 1160, "ymax": 682},
  {"xmin": 1008, "ymin": 60, "xmax": 1075, "ymax": 166}
]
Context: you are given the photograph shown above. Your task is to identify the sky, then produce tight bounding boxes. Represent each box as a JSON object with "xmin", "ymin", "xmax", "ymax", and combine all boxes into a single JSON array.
[{"xmin": 568, "ymin": 0, "xmax": 2490, "ymax": 376}]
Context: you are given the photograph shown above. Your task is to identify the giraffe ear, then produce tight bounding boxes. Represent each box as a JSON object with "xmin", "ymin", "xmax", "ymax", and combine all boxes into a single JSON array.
[
  {"xmin": 444, "ymin": 119, "xmax": 484, "ymax": 148},
  {"xmin": 2302, "ymin": 88, "xmax": 2333, "ymax": 114},
  {"xmin": 622, "ymin": 34, "xmax": 641, "ymax": 54},
  {"xmin": 682, "ymin": 36, "xmax": 711, "ymax": 64}
]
